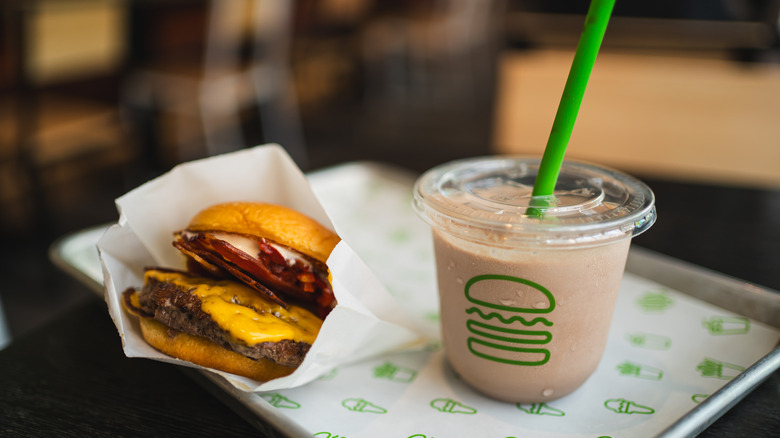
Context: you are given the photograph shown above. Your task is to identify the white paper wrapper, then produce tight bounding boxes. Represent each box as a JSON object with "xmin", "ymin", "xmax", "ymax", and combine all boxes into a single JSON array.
[{"xmin": 97, "ymin": 144, "xmax": 423, "ymax": 392}]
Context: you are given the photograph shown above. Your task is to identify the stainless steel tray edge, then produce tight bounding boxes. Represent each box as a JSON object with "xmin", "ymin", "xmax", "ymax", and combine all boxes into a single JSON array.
[
  {"xmin": 49, "ymin": 227, "xmax": 780, "ymax": 438},
  {"xmin": 626, "ymin": 246, "xmax": 780, "ymax": 437},
  {"xmin": 626, "ymin": 246, "xmax": 780, "ymax": 329},
  {"xmin": 47, "ymin": 158, "xmax": 780, "ymax": 438}
]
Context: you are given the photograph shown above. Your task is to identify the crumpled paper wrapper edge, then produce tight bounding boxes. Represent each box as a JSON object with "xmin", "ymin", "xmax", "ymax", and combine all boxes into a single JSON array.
[{"xmin": 97, "ymin": 144, "xmax": 424, "ymax": 392}]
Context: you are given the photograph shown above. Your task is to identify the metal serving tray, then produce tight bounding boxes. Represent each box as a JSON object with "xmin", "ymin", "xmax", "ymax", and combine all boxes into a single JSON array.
[{"xmin": 51, "ymin": 162, "xmax": 780, "ymax": 438}]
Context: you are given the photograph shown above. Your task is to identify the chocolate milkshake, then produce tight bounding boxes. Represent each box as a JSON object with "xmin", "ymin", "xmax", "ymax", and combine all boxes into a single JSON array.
[
  {"xmin": 434, "ymin": 230, "xmax": 630, "ymax": 402},
  {"xmin": 413, "ymin": 157, "xmax": 655, "ymax": 403}
]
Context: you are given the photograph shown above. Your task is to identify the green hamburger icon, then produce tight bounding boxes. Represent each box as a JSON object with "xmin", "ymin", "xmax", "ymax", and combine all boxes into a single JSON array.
[{"xmin": 464, "ymin": 274, "xmax": 555, "ymax": 366}]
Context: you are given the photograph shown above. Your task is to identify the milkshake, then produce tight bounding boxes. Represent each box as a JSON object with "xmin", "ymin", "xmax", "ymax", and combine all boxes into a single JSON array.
[{"xmin": 413, "ymin": 157, "xmax": 655, "ymax": 403}]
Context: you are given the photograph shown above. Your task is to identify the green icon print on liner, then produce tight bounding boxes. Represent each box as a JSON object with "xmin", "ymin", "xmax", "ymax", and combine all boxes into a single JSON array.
[
  {"xmin": 318, "ymin": 368, "xmax": 338, "ymax": 380},
  {"xmin": 702, "ymin": 316, "xmax": 750, "ymax": 335},
  {"xmin": 616, "ymin": 361, "xmax": 663, "ymax": 380},
  {"xmin": 692, "ymin": 394, "xmax": 709, "ymax": 403},
  {"xmin": 260, "ymin": 393, "xmax": 300, "ymax": 409},
  {"xmin": 696, "ymin": 358, "xmax": 745, "ymax": 380},
  {"xmin": 387, "ymin": 227, "xmax": 412, "ymax": 244},
  {"xmin": 430, "ymin": 398, "xmax": 477, "ymax": 414},
  {"xmin": 517, "ymin": 403, "xmax": 565, "ymax": 416},
  {"xmin": 342, "ymin": 398, "xmax": 387, "ymax": 414},
  {"xmin": 636, "ymin": 290, "xmax": 674, "ymax": 312},
  {"xmin": 604, "ymin": 398, "xmax": 655, "ymax": 415},
  {"xmin": 373, "ymin": 361, "xmax": 418, "ymax": 383},
  {"xmin": 626, "ymin": 332, "xmax": 671, "ymax": 350},
  {"xmin": 464, "ymin": 274, "xmax": 555, "ymax": 366}
]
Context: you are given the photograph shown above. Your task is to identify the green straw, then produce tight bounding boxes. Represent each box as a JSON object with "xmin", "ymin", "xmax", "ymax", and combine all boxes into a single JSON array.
[{"xmin": 531, "ymin": 0, "xmax": 616, "ymax": 200}]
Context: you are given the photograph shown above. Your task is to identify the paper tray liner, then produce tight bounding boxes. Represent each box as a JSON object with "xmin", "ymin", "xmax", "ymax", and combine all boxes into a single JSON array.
[{"xmin": 54, "ymin": 155, "xmax": 780, "ymax": 437}]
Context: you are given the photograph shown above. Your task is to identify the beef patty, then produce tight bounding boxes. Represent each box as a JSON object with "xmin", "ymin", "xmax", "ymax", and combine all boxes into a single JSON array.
[{"xmin": 135, "ymin": 275, "xmax": 311, "ymax": 368}]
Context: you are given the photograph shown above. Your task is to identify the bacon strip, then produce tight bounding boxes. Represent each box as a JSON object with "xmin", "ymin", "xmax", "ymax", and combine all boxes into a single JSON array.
[{"xmin": 173, "ymin": 232, "xmax": 335, "ymax": 317}]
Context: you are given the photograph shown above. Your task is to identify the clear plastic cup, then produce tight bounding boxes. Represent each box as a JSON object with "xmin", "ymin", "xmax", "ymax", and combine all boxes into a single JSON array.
[{"xmin": 413, "ymin": 156, "xmax": 656, "ymax": 402}]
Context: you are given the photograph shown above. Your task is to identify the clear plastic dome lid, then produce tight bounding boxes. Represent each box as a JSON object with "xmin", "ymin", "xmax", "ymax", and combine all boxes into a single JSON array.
[{"xmin": 413, "ymin": 157, "xmax": 656, "ymax": 248}]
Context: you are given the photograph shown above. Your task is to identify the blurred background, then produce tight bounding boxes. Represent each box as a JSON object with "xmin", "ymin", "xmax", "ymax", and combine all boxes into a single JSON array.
[{"xmin": 1, "ymin": 0, "xmax": 779, "ymax": 345}]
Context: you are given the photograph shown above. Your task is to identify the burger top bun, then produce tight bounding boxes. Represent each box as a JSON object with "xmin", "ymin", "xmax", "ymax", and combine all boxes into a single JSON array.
[{"xmin": 186, "ymin": 202, "xmax": 340, "ymax": 263}]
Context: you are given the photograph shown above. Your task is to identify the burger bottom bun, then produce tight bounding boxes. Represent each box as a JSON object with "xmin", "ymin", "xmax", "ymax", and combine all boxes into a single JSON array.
[{"xmin": 137, "ymin": 317, "xmax": 296, "ymax": 382}]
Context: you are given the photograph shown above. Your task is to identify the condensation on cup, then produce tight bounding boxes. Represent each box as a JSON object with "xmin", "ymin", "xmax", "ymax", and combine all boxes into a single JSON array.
[{"xmin": 413, "ymin": 156, "xmax": 656, "ymax": 403}]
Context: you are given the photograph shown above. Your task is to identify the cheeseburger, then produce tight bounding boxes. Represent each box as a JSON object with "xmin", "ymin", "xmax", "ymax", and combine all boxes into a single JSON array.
[{"xmin": 122, "ymin": 202, "xmax": 340, "ymax": 381}]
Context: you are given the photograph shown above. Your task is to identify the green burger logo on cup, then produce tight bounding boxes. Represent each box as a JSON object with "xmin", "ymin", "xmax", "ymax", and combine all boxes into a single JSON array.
[{"xmin": 464, "ymin": 274, "xmax": 555, "ymax": 366}]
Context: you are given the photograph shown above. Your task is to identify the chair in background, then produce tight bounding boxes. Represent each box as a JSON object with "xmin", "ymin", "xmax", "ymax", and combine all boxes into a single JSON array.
[
  {"xmin": 360, "ymin": 0, "xmax": 505, "ymax": 109},
  {"xmin": 120, "ymin": 0, "xmax": 306, "ymax": 171},
  {"xmin": 1, "ymin": 0, "xmax": 133, "ymax": 237}
]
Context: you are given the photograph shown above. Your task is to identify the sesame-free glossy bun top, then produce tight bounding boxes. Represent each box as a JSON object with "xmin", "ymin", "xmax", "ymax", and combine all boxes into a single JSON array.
[{"xmin": 186, "ymin": 202, "xmax": 340, "ymax": 263}]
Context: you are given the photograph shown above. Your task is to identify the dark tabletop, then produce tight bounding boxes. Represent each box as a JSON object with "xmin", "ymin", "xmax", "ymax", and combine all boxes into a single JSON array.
[{"xmin": 0, "ymin": 175, "xmax": 778, "ymax": 438}]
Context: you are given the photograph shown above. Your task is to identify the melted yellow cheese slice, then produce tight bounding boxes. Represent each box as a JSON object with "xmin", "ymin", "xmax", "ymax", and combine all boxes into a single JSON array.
[{"xmin": 145, "ymin": 270, "xmax": 322, "ymax": 345}]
